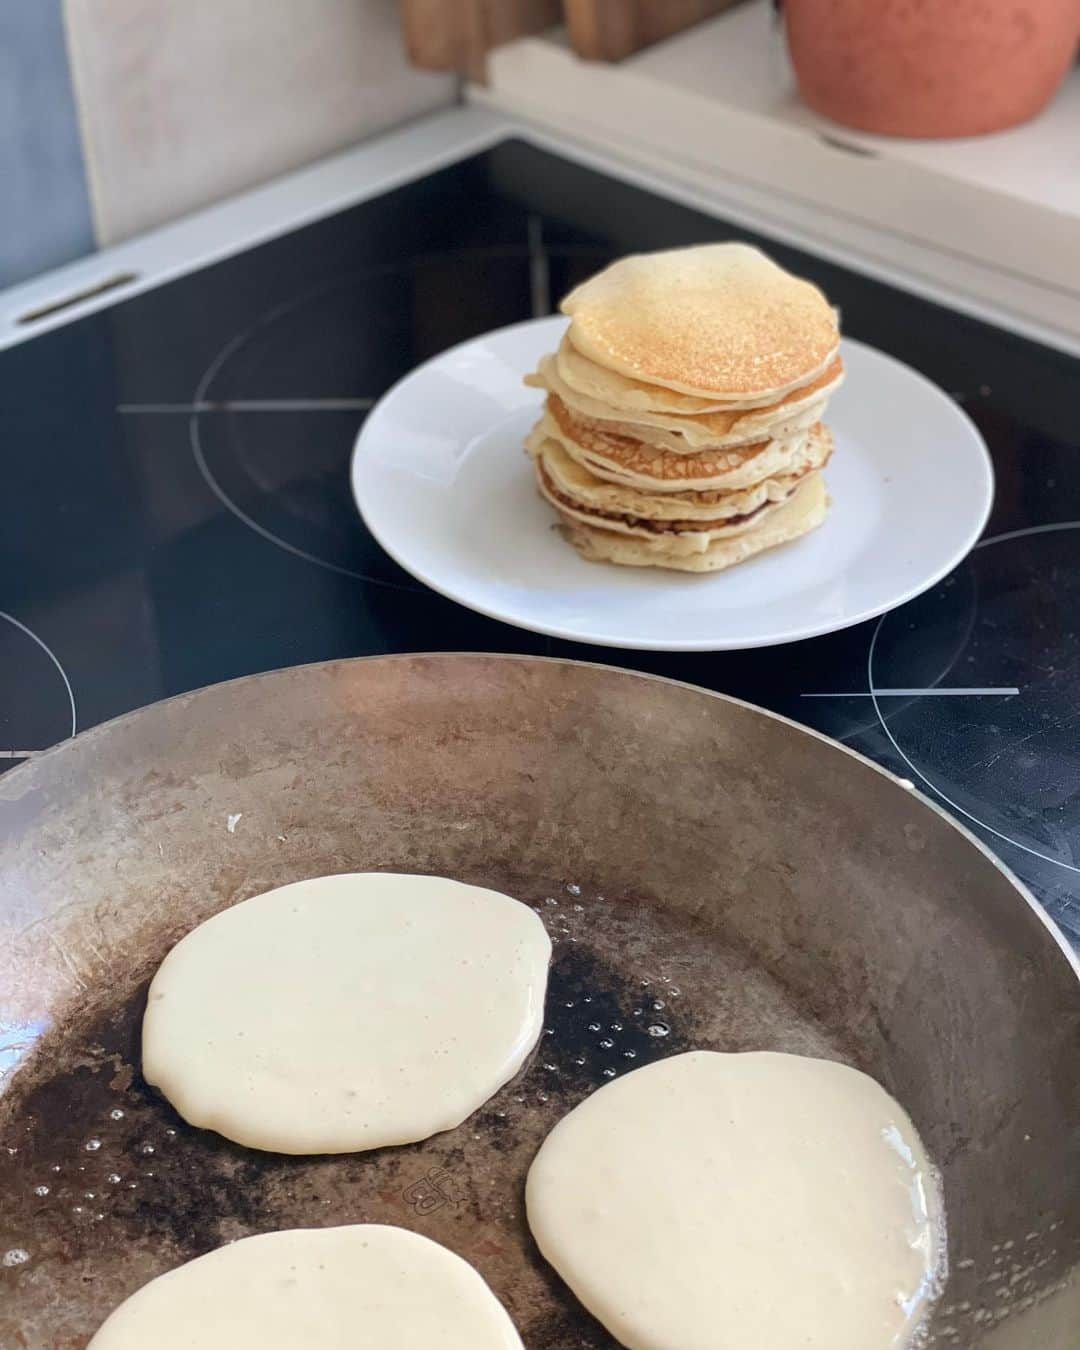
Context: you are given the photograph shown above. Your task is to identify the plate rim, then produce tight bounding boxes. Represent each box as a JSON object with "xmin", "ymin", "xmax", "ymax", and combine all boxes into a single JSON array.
[{"xmin": 351, "ymin": 317, "xmax": 995, "ymax": 652}]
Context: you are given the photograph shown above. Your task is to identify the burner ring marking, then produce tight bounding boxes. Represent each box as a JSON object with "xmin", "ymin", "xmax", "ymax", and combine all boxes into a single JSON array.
[
  {"xmin": 868, "ymin": 520, "xmax": 1080, "ymax": 875},
  {"xmin": 0, "ymin": 611, "xmax": 77, "ymax": 749}
]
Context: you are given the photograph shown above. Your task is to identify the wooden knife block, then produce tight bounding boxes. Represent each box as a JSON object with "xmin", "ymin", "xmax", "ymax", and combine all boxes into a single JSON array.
[{"xmin": 401, "ymin": 1, "xmax": 744, "ymax": 77}]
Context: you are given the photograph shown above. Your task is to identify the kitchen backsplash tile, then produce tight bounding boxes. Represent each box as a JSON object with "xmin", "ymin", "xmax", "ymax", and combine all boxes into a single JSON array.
[
  {"xmin": 0, "ymin": 1, "xmax": 95, "ymax": 287},
  {"xmin": 63, "ymin": 0, "xmax": 456, "ymax": 245}
]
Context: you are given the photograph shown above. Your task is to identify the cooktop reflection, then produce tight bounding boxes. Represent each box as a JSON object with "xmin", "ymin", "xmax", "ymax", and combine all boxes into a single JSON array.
[{"xmin": 2, "ymin": 138, "xmax": 1078, "ymax": 943}]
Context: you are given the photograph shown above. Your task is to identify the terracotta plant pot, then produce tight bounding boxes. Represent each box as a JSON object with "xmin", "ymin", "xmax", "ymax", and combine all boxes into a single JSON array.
[{"xmin": 785, "ymin": 0, "xmax": 1080, "ymax": 138}]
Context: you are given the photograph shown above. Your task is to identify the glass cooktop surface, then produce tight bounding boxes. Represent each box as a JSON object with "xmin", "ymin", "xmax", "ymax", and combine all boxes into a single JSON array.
[{"xmin": 2, "ymin": 138, "xmax": 1078, "ymax": 942}]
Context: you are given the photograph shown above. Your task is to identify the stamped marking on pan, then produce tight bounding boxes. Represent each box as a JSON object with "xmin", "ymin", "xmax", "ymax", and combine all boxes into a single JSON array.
[{"xmin": 401, "ymin": 1168, "xmax": 461, "ymax": 1216}]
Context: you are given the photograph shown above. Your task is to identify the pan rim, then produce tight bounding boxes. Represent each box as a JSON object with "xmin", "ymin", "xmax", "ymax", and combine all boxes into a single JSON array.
[{"xmin": 1, "ymin": 650, "xmax": 1077, "ymax": 985}]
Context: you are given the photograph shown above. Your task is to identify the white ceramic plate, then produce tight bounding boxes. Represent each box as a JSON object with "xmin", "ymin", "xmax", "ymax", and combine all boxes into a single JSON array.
[{"xmin": 351, "ymin": 317, "xmax": 993, "ymax": 651}]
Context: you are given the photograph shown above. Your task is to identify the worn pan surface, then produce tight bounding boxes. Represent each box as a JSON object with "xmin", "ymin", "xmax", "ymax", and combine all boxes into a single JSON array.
[{"xmin": 0, "ymin": 654, "xmax": 1077, "ymax": 1348}]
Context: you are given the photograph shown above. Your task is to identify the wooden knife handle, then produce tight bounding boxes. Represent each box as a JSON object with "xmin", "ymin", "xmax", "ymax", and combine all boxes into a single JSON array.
[{"xmin": 564, "ymin": 0, "xmax": 744, "ymax": 61}]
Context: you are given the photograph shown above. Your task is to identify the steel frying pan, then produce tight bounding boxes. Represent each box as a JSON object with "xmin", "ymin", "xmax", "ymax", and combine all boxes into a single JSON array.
[{"xmin": 0, "ymin": 655, "xmax": 1077, "ymax": 1348}]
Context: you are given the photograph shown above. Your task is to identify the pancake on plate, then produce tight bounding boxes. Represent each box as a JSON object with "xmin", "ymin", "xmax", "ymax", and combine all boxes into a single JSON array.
[
  {"xmin": 523, "ymin": 242, "xmax": 843, "ymax": 572},
  {"xmin": 559, "ymin": 242, "xmax": 839, "ymax": 402}
]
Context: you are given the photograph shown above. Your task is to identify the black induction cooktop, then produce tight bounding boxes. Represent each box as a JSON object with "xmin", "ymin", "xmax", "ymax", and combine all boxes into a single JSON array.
[{"xmin": 2, "ymin": 137, "xmax": 1078, "ymax": 943}]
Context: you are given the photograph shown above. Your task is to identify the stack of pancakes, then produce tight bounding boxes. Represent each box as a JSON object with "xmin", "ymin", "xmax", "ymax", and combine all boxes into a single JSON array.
[{"xmin": 524, "ymin": 243, "xmax": 843, "ymax": 572}]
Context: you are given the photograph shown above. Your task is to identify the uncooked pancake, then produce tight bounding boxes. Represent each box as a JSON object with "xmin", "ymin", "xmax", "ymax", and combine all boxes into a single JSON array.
[
  {"xmin": 142, "ymin": 872, "xmax": 551, "ymax": 1154},
  {"xmin": 560, "ymin": 243, "xmax": 839, "ymax": 400},
  {"xmin": 526, "ymin": 1051, "xmax": 944, "ymax": 1349},
  {"xmin": 88, "ymin": 1224, "xmax": 524, "ymax": 1349}
]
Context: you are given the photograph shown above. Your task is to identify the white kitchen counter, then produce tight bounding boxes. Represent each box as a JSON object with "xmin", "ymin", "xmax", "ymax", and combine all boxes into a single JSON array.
[
  {"xmin": 479, "ymin": 1, "xmax": 1080, "ymax": 354},
  {"xmin": 3, "ymin": 92, "xmax": 1076, "ymax": 357}
]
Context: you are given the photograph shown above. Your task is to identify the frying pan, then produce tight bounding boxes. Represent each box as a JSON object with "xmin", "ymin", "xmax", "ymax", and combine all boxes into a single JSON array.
[{"xmin": 0, "ymin": 655, "xmax": 1076, "ymax": 1348}]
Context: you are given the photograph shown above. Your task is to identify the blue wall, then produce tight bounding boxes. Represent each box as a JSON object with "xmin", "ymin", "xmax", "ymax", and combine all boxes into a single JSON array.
[{"xmin": 0, "ymin": 1, "xmax": 95, "ymax": 288}]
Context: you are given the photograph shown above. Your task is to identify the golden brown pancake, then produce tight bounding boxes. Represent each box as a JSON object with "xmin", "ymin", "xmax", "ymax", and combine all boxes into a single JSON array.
[
  {"xmin": 556, "ymin": 335, "xmax": 839, "ymax": 415},
  {"xmin": 534, "ymin": 449, "xmax": 817, "ymax": 541},
  {"xmin": 557, "ymin": 475, "xmax": 828, "ymax": 572},
  {"xmin": 538, "ymin": 401, "xmax": 833, "ymax": 495},
  {"xmin": 560, "ymin": 244, "xmax": 839, "ymax": 401},
  {"xmin": 529, "ymin": 424, "xmax": 831, "ymax": 522},
  {"xmin": 539, "ymin": 400, "xmax": 772, "ymax": 482},
  {"xmin": 526, "ymin": 353, "xmax": 843, "ymax": 451}
]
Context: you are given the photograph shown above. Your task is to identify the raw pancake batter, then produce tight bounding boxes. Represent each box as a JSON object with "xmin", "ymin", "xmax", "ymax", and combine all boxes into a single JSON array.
[
  {"xmin": 526, "ymin": 1050, "xmax": 944, "ymax": 1350},
  {"xmin": 88, "ymin": 1224, "xmax": 524, "ymax": 1348},
  {"xmin": 142, "ymin": 872, "xmax": 551, "ymax": 1153}
]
